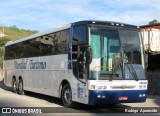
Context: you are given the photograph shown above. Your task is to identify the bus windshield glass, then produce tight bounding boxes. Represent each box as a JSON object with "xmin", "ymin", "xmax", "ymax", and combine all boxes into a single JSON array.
[
  {"xmin": 119, "ymin": 29, "xmax": 141, "ymax": 64},
  {"xmin": 89, "ymin": 26, "xmax": 145, "ymax": 80}
]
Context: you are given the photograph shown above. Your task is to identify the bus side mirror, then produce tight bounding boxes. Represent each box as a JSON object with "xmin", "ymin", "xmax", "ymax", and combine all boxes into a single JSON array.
[
  {"xmin": 112, "ymin": 53, "xmax": 121, "ymax": 71},
  {"xmin": 86, "ymin": 47, "xmax": 92, "ymax": 65}
]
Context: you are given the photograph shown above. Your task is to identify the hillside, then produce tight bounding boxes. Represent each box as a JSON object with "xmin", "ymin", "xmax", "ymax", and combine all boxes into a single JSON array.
[
  {"xmin": 0, "ymin": 26, "xmax": 38, "ymax": 68},
  {"xmin": 0, "ymin": 26, "xmax": 38, "ymax": 40}
]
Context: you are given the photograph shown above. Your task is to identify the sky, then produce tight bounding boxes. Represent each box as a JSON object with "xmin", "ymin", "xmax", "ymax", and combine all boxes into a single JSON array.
[{"xmin": 0, "ymin": 0, "xmax": 160, "ymax": 31}]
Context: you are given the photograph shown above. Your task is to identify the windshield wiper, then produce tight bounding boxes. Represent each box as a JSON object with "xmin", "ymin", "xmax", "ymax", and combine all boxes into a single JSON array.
[
  {"xmin": 109, "ymin": 68, "xmax": 115, "ymax": 81},
  {"xmin": 125, "ymin": 62, "xmax": 138, "ymax": 81}
]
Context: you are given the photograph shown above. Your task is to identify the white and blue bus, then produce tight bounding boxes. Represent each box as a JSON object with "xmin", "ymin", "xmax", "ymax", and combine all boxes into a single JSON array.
[{"xmin": 3, "ymin": 20, "xmax": 148, "ymax": 107}]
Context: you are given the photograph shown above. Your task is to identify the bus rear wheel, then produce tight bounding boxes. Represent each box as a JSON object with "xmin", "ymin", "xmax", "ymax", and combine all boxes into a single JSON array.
[
  {"xmin": 61, "ymin": 84, "xmax": 74, "ymax": 107},
  {"xmin": 17, "ymin": 79, "xmax": 24, "ymax": 95}
]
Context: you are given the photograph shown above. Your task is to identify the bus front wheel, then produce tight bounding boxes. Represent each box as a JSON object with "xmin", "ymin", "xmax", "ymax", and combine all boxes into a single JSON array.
[{"xmin": 61, "ymin": 84, "xmax": 74, "ymax": 107}]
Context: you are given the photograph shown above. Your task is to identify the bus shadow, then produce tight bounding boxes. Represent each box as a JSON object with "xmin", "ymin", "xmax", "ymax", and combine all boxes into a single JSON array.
[
  {"xmin": 0, "ymin": 81, "xmax": 131, "ymax": 113},
  {"xmin": 70, "ymin": 103, "xmax": 131, "ymax": 113},
  {"xmin": 0, "ymin": 80, "xmax": 12, "ymax": 91},
  {"xmin": 24, "ymin": 91, "xmax": 64, "ymax": 106},
  {"xmin": 0, "ymin": 81, "xmax": 64, "ymax": 106},
  {"xmin": 21, "ymin": 88, "xmax": 131, "ymax": 113},
  {"xmin": 24, "ymin": 90, "xmax": 131, "ymax": 113},
  {"xmin": 24, "ymin": 91, "xmax": 130, "ymax": 109},
  {"xmin": 147, "ymin": 95, "xmax": 160, "ymax": 106}
]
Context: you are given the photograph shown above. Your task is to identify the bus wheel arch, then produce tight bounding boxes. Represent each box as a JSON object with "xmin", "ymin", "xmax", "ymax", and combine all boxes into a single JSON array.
[
  {"xmin": 60, "ymin": 80, "xmax": 75, "ymax": 107},
  {"xmin": 59, "ymin": 80, "xmax": 70, "ymax": 97},
  {"xmin": 18, "ymin": 76, "xmax": 23, "ymax": 80}
]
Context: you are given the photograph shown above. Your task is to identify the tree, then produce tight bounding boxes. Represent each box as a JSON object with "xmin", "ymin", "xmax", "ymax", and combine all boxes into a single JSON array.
[
  {"xmin": 149, "ymin": 19, "xmax": 159, "ymax": 25},
  {"xmin": 0, "ymin": 37, "xmax": 12, "ymax": 68},
  {"xmin": 10, "ymin": 25, "xmax": 18, "ymax": 29}
]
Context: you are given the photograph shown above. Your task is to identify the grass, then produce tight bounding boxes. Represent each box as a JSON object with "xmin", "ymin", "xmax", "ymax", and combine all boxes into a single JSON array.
[
  {"xmin": 0, "ymin": 26, "xmax": 38, "ymax": 68},
  {"xmin": 0, "ymin": 26, "xmax": 38, "ymax": 40}
]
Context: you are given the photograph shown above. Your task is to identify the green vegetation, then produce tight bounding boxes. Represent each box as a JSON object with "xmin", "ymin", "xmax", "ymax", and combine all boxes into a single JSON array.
[
  {"xmin": 0, "ymin": 26, "xmax": 38, "ymax": 40},
  {"xmin": 149, "ymin": 19, "xmax": 159, "ymax": 25},
  {"xmin": 0, "ymin": 26, "xmax": 38, "ymax": 68}
]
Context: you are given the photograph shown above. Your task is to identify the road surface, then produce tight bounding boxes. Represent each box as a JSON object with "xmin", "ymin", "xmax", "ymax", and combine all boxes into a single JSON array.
[{"xmin": 0, "ymin": 81, "xmax": 159, "ymax": 116}]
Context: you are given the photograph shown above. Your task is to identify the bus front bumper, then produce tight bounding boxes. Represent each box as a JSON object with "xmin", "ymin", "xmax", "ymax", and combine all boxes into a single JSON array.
[{"xmin": 88, "ymin": 90, "xmax": 147, "ymax": 105}]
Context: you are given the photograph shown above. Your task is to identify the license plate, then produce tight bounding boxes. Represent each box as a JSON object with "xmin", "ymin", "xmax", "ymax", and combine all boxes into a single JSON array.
[{"xmin": 118, "ymin": 96, "xmax": 128, "ymax": 100}]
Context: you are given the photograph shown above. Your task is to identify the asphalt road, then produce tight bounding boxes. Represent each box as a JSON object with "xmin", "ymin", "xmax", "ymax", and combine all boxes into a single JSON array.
[{"xmin": 0, "ymin": 81, "xmax": 159, "ymax": 116}]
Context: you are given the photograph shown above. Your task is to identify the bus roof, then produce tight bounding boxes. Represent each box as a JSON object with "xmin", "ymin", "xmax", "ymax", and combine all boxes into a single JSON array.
[
  {"xmin": 5, "ymin": 20, "xmax": 139, "ymax": 46},
  {"xmin": 73, "ymin": 20, "xmax": 139, "ymax": 28}
]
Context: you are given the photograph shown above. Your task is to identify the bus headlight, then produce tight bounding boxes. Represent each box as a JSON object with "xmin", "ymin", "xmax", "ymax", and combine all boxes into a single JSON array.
[
  {"xmin": 103, "ymin": 86, "xmax": 107, "ymax": 89},
  {"xmin": 91, "ymin": 85, "xmax": 96, "ymax": 89},
  {"xmin": 139, "ymin": 94, "xmax": 146, "ymax": 97},
  {"xmin": 98, "ymin": 86, "xmax": 102, "ymax": 89},
  {"xmin": 97, "ymin": 95, "xmax": 106, "ymax": 99},
  {"xmin": 143, "ymin": 85, "xmax": 147, "ymax": 89},
  {"xmin": 97, "ymin": 86, "xmax": 107, "ymax": 90},
  {"xmin": 139, "ymin": 85, "xmax": 147, "ymax": 89},
  {"xmin": 139, "ymin": 85, "xmax": 143, "ymax": 89}
]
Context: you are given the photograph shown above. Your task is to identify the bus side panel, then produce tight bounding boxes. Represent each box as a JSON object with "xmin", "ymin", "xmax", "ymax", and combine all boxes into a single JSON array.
[
  {"xmin": 46, "ymin": 71, "xmax": 59, "ymax": 97},
  {"xmin": 4, "ymin": 69, "xmax": 13, "ymax": 87},
  {"xmin": 24, "ymin": 70, "xmax": 59, "ymax": 97},
  {"xmin": 3, "ymin": 60, "xmax": 13, "ymax": 87},
  {"xmin": 3, "ymin": 55, "xmax": 79, "ymax": 99},
  {"xmin": 23, "ymin": 54, "xmax": 68, "ymax": 97}
]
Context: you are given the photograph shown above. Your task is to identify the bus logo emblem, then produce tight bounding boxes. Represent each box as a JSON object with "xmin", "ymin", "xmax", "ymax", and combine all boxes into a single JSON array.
[
  {"xmin": 125, "ymin": 74, "xmax": 129, "ymax": 79},
  {"xmin": 122, "ymin": 85, "xmax": 126, "ymax": 90}
]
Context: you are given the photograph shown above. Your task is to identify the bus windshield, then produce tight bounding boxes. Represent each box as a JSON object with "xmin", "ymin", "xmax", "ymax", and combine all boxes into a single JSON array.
[{"xmin": 89, "ymin": 26, "xmax": 145, "ymax": 80}]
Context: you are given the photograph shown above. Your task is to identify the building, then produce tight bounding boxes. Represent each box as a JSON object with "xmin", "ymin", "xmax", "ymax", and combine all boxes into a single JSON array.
[
  {"xmin": 140, "ymin": 23, "xmax": 160, "ymax": 70},
  {"xmin": 140, "ymin": 23, "xmax": 160, "ymax": 95},
  {"xmin": 140, "ymin": 23, "xmax": 160, "ymax": 29}
]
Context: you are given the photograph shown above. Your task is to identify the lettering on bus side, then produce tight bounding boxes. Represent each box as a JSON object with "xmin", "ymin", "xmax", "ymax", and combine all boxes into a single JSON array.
[
  {"xmin": 29, "ymin": 60, "xmax": 46, "ymax": 69},
  {"xmin": 14, "ymin": 59, "xmax": 46, "ymax": 69},
  {"xmin": 14, "ymin": 59, "xmax": 27, "ymax": 69}
]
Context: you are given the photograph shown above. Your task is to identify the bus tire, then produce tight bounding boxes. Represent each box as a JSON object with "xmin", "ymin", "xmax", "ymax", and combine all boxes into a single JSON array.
[
  {"xmin": 61, "ymin": 84, "xmax": 75, "ymax": 108},
  {"xmin": 17, "ymin": 79, "xmax": 24, "ymax": 95},
  {"xmin": 12, "ymin": 79, "xmax": 17, "ymax": 93}
]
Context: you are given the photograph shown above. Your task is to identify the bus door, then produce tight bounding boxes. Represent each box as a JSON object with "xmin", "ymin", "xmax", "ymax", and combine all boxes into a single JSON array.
[{"xmin": 76, "ymin": 45, "xmax": 88, "ymax": 104}]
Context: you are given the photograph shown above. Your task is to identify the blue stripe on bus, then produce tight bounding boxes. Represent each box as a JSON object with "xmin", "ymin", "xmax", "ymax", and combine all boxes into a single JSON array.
[
  {"xmin": 68, "ymin": 51, "xmax": 72, "ymax": 69},
  {"xmin": 68, "ymin": 24, "xmax": 73, "ymax": 69},
  {"xmin": 88, "ymin": 90, "xmax": 147, "ymax": 105}
]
